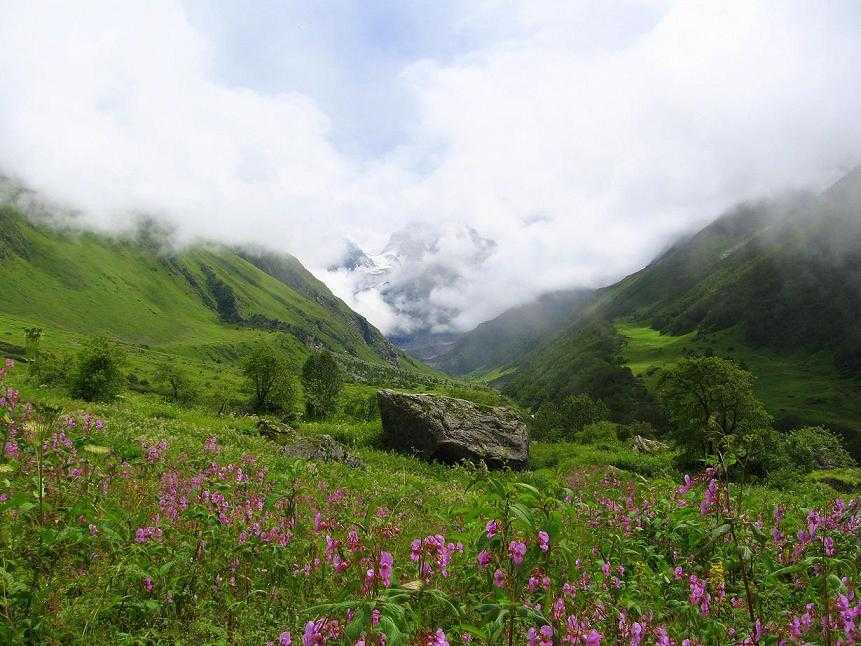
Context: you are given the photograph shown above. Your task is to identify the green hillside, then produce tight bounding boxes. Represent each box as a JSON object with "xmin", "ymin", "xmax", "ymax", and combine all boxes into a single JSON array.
[
  {"xmin": 435, "ymin": 288, "xmax": 593, "ymax": 375},
  {"xmin": 0, "ymin": 204, "xmax": 433, "ymax": 381},
  {"xmin": 494, "ymin": 169, "xmax": 861, "ymax": 455}
]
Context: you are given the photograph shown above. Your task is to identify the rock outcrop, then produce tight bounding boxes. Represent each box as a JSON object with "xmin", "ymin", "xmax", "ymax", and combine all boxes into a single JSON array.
[
  {"xmin": 377, "ymin": 390, "xmax": 529, "ymax": 469},
  {"xmin": 631, "ymin": 435, "xmax": 669, "ymax": 454}
]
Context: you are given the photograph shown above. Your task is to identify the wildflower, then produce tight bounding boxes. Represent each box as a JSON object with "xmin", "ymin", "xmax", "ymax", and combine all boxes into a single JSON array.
[
  {"xmin": 142, "ymin": 576, "xmax": 153, "ymax": 593},
  {"xmin": 371, "ymin": 609, "xmax": 380, "ymax": 626},
  {"xmin": 537, "ymin": 530, "xmax": 550, "ymax": 552},
  {"xmin": 584, "ymin": 629, "xmax": 602, "ymax": 645},
  {"xmin": 527, "ymin": 625, "xmax": 553, "ymax": 646},
  {"xmin": 303, "ymin": 619, "xmax": 327, "ymax": 646},
  {"xmin": 278, "ymin": 632, "xmax": 292, "ymax": 646},
  {"xmin": 493, "ymin": 568, "xmax": 506, "ymax": 588},
  {"xmin": 379, "ymin": 551, "xmax": 393, "ymax": 587},
  {"xmin": 203, "ymin": 436, "xmax": 219, "ymax": 453},
  {"xmin": 601, "ymin": 561, "xmax": 611, "ymax": 577},
  {"xmin": 427, "ymin": 629, "xmax": 448, "ymax": 646},
  {"xmin": 485, "ymin": 519, "xmax": 499, "ymax": 539},
  {"xmin": 508, "ymin": 540, "xmax": 527, "ymax": 566},
  {"xmin": 822, "ymin": 535, "xmax": 835, "ymax": 557},
  {"xmin": 655, "ymin": 627, "xmax": 672, "ymax": 646},
  {"xmin": 476, "ymin": 550, "xmax": 492, "ymax": 568},
  {"xmin": 699, "ymin": 479, "xmax": 718, "ymax": 515}
]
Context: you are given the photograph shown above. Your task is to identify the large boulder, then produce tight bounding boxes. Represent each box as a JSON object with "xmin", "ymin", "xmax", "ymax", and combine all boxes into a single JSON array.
[{"xmin": 377, "ymin": 390, "xmax": 529, "ymax": 469}]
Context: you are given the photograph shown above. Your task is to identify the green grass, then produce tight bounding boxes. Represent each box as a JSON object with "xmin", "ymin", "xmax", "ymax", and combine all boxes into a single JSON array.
[{"xmin": 617, "ymin": 321, "xmax": 861, "ymax": 441}]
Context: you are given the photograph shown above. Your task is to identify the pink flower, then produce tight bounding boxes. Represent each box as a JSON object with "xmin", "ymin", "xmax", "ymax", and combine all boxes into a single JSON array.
[
  {"xmin": 486, "ymin": 520, "xmax": 499, "ymax": 539},
  {"xmin": 601, "ymin": 561, "xmax": 611, "ymax": 577},
  {"xmin": 427, "ymin": 629, "xmax": 448, "ymax": 646},
  {"xmin": 527, "ymin": 625, "xmax": 553, "ymax": 646},
  {"xmin": 142, "ymin": 576, "xmax": 153, "ymax": 593},
  {"xmin": 476, "ymin": 550, "xmax": 492, "ymax": 568},
  {"xmin": 371, "ymin": 609, "xmax": 380, "ymax": 626},
  {"xmin": 493, "ymin": 568, "xmax": 507, "ymax": 588},
  {"xmin": 585, "ymin": 629, "xmax": 602, "ymax": 645},
  {"xmin": 278, "ymin": 632, "xmax": 292, "ymax": 646},
  {"xmin": 508, "ymin": 540, "xmax": 527, "ymax": 566},
  {"xmin": 379, "ymin": 551, "xmax": 394, "ymax": 587},
  {"xmin": 537, "ymin": 530, "xmax": 550, "ymax": 553}
]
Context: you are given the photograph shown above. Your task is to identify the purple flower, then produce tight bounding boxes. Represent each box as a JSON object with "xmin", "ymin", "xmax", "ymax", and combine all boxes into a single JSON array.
[
  {"xmin": 508, "ymin": 540, "xmax": 527, "ymax": 566},
  {"xmin": 278, "ymin": 632, "xmax": 292, "ymax": 646},
  {"xmin": 537, "ymin": 530, "xmax": 550, "ymax": 553},
  {"xmin": 378, "ymin": 551, "xmax": 393, "ymax": 587},
  {"xmin": 493, "ymin": 568, "xmax": 507, "ymax": 588},
  {"xmin": 485, "ymin": 520, "xmax": 499, "ymax": 539},
  {"xmin": 142, "ymin": 576, "xmax": 153, "ymax": 593},
  {"xmin": 476, "ymin": 550, "xmax": 492, "ymax": 568}
]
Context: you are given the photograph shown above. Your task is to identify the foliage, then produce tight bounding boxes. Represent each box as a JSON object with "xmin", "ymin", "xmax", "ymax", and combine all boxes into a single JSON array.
[
  {"xmin": 658, "ymin": 356, "xmax": 772, "ymax": 466},
  {"xmin": 0, "ymin": 362, "xmax": 859, "ymax": 644},
  {"xmin": 242, "ymin": 341, "xmax": 292, "ymax": 413},
  {"xmin": 530, "ymin": 393, "xmax": 610, "ymax": 441},
  {"xmin": 302, "ymin": 351, "xmax": 343, "ymax": 420},
  {"xmin": 153, "ymin": 361, "xmax": 197, "ymax": 405},
  {"xmin": 69, "ymin": 336, "xmax": 125, "ymax": 401},
  {"xmin": 778, "ymin": 426, "xmax": 856, "ymax": 473}
]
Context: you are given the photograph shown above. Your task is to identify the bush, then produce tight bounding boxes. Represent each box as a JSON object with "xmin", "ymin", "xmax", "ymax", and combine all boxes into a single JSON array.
[
  {"xmin": 576, "ymin": 421, "xmax": 619, "ymax": 445},
  {"xmin": 27, "ymin": 350, "xmax": 70, "ymax": 387},
  {"xmin": 530, "ymin": 393, "xmax": 610, "ymax": 441},
  {"xmin": 301, "ymin": 351, "xmax": 343, "ymax": 420},
  {"xmin": 153, "ymin": 362, "xmax": 198, "ymax": 405},
  {"xmin": 777, "ymin": 426, "xmax": 855, "ymax": 473},
  {"xmin": 69, "ymin": 337, "xmax": 125, "ymax": 401}
]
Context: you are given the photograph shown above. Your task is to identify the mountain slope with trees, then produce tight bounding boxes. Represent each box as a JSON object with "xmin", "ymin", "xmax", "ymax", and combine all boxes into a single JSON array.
[{"xmin": 482, "ymin": 167, "xmax": 861, "ymax": 453}]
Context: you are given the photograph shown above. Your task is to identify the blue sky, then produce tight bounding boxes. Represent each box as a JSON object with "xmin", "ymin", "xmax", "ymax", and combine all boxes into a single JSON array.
[{"xmin": 1, "ymin": 1, "xmax": 860, "ymax": 333}]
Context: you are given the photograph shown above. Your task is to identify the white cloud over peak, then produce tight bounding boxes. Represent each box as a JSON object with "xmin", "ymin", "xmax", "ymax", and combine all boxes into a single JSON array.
[{"xmin": 1, "ymin": 1, "xmax": 860, "ymax": 334}]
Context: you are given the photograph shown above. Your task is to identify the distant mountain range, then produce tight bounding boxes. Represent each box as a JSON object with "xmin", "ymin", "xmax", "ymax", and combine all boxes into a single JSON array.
[{"xmin": 326, "ymin": 221, "xmax": 496, "ymax": 361}]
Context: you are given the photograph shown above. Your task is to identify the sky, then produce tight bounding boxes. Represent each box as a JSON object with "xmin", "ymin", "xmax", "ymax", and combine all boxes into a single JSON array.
[{"xmin": 1, "ymin": 1, "xmax": 860, "ymax": 334}]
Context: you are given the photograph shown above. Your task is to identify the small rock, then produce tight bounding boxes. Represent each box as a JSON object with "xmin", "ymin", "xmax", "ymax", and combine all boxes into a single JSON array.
[
  {"xmin": 256, "ymin": 417, "xmax": 296, "ymax": 442},
  {"xmin": 631, "ymin": 435, "xmax": 669, "ymax": 454},
  {"xmin": 282, "ymin": 435, "xmax": 363, "ymax": 468}
]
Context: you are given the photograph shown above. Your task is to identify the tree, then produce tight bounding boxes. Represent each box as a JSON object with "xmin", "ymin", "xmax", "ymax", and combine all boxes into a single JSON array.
[
  {"xmin": 531, "ymin": 393, "xmax": 610, "ymax": 441},
  {"xmin": 70, "ymin": 337, "xmax": 125, "ymax": 402},
  {"xmin": 301, "ymin": 351, "xmax": 342, "ymax": 420},
  {"xmin": 153, "ymin": 361, "xmax": 196, "ymax": 404},
  {"xmin": 658, "ymin": 357, "xmax": 771, "ymax": 464},
  {"xmin": 243, "ymin": 342, "xmax": 283, "ymax": 412}
]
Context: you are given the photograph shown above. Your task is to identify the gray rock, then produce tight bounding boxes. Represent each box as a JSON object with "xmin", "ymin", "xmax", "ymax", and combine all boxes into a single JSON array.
[
  {"xmin": 282, "ymin": 434, "xmax": 364, "ymax": 468},
  {"xmin": 377, "ymin": 390, "xmax": 529, "ymax": 470},
  {"xmin": 256, "ymin": 418, "xmax": 296, "ymax": 443},
  {"xmin": 631, "ymin": 435, "xmax": 669, "ymax": 454}
]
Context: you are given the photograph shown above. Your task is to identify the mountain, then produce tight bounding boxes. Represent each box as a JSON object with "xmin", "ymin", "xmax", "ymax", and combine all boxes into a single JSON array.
[
  {"xmin": 459, "ymin": 167, "xmax": 861, "ymax": 454},
  {"xmin": 0, "ymin": 201, "xmax": 427, "ymax": 376},
  {"xmin": 326, "ymin": 222, "xmax": 497, "ymax": 360},
  {"xmin": 434, "ymin": 288, "xmax": 594, "ymax": 375}
]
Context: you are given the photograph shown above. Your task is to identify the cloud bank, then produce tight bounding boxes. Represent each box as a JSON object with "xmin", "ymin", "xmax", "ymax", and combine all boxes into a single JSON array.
[{"xmin": 1, "ymin": 1, "xmax": 860, "ymax": 334}]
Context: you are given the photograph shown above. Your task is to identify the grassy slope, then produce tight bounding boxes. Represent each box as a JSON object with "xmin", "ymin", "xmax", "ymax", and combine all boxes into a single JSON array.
[
  {"xmin": 0, "ymin": 205, "xmax": 429, "ymax": 371},
  {"xmin": 617, "ymin": 322, "xmax": 861, "ymax": 453}
]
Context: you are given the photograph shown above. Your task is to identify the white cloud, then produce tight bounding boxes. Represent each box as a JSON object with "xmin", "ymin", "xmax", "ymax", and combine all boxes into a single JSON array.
[{"xmin": 1, "ymin": 1, "xmax": 860, "ymax": 334}]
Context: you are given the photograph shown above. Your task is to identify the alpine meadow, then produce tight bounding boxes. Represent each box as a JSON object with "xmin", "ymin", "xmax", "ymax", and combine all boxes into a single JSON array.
[{"xmin": 1, "ymin": 3, "xmax": 861, "ymax": 646}]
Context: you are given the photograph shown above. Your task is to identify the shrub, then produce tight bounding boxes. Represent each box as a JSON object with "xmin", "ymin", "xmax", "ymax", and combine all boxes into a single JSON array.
[
  {"xmin": 27, "ymin": 349, "xmax": 70, "ymax": 386},
  {"xmin": 243, "ymin": 341, "xmax": 293, "ymax": 413},
  {"xmin": 576, "ymin": 420, "xmax": 619, "ymax": 445},
  {"xmin": 69, "ymin": 337, "xmax": 125, "ymax": 401},
  {"xmin": 301, "ymin": 351, "xmax": 343, "ymax": 420},
  {"xmin": 153, "ymin": 362, "xmax": 197, "ymax": 405},
  {"xmin": 778, "ymin": 426, "xmax": 855, "ymax": 473},
  {"xmin": 530, "ymin": 393, "xmax": 610, "ymax": 441}
]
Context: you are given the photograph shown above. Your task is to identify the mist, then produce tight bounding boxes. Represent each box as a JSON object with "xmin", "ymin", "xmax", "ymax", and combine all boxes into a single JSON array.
[{"xmin": 1, "ymin": 1, "xmax": 860, "ymax": 335}]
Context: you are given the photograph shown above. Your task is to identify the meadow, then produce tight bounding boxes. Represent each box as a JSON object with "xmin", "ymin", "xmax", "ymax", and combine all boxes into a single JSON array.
[{"xmin": 1, "ymin": 359, "xmax": 859, "ymax": 645}]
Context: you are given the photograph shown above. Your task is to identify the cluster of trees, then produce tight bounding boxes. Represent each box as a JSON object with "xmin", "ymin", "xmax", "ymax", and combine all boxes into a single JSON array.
[
  {"xmin": 531, "ymin": 353, "xmax": 855, "ymax": 481},
  {"xmin": 24, "ymin": 330, "xmax": 346, "ymax": 421}
]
